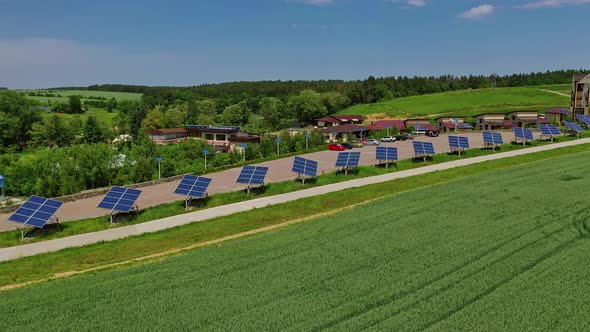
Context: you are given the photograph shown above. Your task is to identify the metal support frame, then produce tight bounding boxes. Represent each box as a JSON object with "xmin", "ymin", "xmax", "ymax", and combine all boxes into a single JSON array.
[
  {"xmin": 19, "ymin": 216, "xmax": 60, "ymax": 241},
  {"xmin": 109, "ymin": 205, "xmax": 139, "ymax": 225},
  {"xmin": 183, "ymin": 193, "xmax": 208, "ymax": 210}
]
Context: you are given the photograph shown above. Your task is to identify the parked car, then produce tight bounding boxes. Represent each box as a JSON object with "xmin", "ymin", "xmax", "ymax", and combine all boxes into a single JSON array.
[
  {"xmin": 395, "ymin": 133, "xmax": 414, "ymax": 141},
  {"xmin": 328, "ymin": 143, "xmax": 346, "ymax": 151},
  {"xmin": 426, "ymin": 130, "xmax": 440, "ymax": 137},
  {"xmin": 341, "ymin": 142, "xmax": 354, "ymax": 150},
  {"xmin": 364, "ymin": 139, "xmax": 381, "ymax": 146},
  {"xmin": 380, "ymin": 136, "xmax": 396, "ymax": 142},
  {"xmin": 348, "ymin": 141, "xmax": 364, "ymax": 148}
]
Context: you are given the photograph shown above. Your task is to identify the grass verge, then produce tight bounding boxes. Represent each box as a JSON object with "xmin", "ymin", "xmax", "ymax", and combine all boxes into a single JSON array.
[{"xmin": 0, "ymin": 143, "xmax": 589, "ymax": 288}]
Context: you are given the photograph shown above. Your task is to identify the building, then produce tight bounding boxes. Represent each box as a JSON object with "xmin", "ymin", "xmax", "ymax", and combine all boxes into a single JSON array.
[
  {"xmin": 365, "ymin": 120, "xmax": 406, "ymax": 133},
  {"xmin": 322, "ymin": 124, "xmax": 362, "ymax": 142},
  {"xmin": 507, "ymin": 111, "xmax": 540, "ymax": 127},
  {"xmin": 544, "ymin": 108, "xmax": 569, "ymax": 124},
  {"xmin": 474, "ymin": 113, "xmax": 514, "ymax": 130},
  {"xmin": 435, "ymin": 117, "xmax": 474, "ymax": 133},
  {"xmin": 404, "ymin": 119, "xmax": 440, "ymax": 134},
  {"xmin": 571, "ymin": 74, "xmax": 590, "ymax": 117},
  {"xmin": 315, "ymin": 115, "xmax": 364, "ymax": 128},
  {"xmin": 186, "ymin": 125, "xmax": 261, "ymax": 151},
  {"xmin": 148, "ymin": 128, "xmax": 188, "ymax": 145}
]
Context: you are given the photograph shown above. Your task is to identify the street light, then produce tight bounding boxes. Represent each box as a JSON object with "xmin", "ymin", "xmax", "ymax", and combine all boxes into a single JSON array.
[
  {"xmin": 386, "ymin": 125, "xmax": 392, "ymax": 137},
  {"xmin": 360, "ymin": 127, "xmax": 365, "ymax": 140},
  {"xmin": 332, "ymin": 131, "xmax": 338, "ymax": 143},
  {"xmin": 275, "ymin": 138, "xmax": 282, "ymax": 155},
  {"xmin": 241, "ymin": 143, "xmax": 248, "ymax": 163},
  {"xmin": 0, "ymin": 174, "xmax": 5, "ymax": 201},
  {"xmin": 203, "ymin": 149, "xmax": 209, "ymax": 170},
  {"xmin": 156, "ymin": 157, "xmax": 163, "ymax": 180},
  {"xmin": 305, "ymin": 133, "xmax": 311, "ymax": 150}
]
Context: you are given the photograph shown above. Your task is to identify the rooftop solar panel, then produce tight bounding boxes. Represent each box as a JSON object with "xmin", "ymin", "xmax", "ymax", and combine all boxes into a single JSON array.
[
  {"xmin": 175, "ymin": 175, "xmax": 212, "ymax": 198},
  {"xmin": 8, "ymin": 196, "xmax": 63, "ymax": 228},
  {"xmin": 237, "ymin": 166, "xmax": 269, "ymax": 186},
  {"xmin": 292, "ymin": 157, "xmax": 319, "ymax": 177},
  {"xmin": 335, "ymin": 152, "xmax": 361, "ymax": 168},
  {"xmin": 376, "ymin": 146, "xmax": 398, "ymax": 161},
  {"xmin": 98, "ymin": 187, "xmax": 142, "ymax": 213},
  {"xmin": 564, "ymin": 121, "xmax": 585, "ymax": 133}
]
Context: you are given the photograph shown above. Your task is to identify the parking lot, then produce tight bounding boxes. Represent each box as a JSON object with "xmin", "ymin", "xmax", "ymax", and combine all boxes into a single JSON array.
[{"xmin": 0, "ymin": 131, "xmax": 517, "ymax": 232}]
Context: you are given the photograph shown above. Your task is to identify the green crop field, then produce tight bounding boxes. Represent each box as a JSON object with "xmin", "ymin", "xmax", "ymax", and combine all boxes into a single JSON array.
[
  {"xmin": 339, "ymin": 85, "xmax": 570, "ymax": 119},
  {"xmin": 21, "ymin": 89, "xmax": 142, "ymax": 104},
  {"xmin": 1, "ymin": 148, "xmax": 590, "ymax": 330},
  {"xmin": 39, "ymin": 108, "xmax": 117, "ymax": 127}
]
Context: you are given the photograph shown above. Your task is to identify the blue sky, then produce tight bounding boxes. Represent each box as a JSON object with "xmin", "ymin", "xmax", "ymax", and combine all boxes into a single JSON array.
[{"xmin": 0, "ymin": 0, "xmax": 589, "ymax": 88}]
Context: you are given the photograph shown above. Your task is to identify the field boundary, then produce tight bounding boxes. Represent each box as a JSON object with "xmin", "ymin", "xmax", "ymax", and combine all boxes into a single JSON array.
[{"xmin": 1, "ymin": 138, "xmax": 589, "ymax": 263}]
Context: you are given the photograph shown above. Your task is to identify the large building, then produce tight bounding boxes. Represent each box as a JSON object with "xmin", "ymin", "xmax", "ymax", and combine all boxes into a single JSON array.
[
  {"xmin": 571, "ymin": 74, "xmax": 590, "ymax": 117},
  {"xmin": 315, "ymin": 115, "xmax": 364, "ymax": 128}
]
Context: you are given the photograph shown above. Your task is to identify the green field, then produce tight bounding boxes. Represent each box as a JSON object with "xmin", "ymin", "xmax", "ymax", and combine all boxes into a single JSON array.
[
  {"xmin": 40, "ymin": 108, "xmax": 117, "ymax": 127},
  {"xmin": 339, "ymin": 86, "xmax": 570, "ymax": 119},
  {"xmin": 1, "ymin": 147, "xmax": 589, "ymax": 330},
  {"xmin": 21, "ymin": 89, "xmax": 142, "ymax": 104}
]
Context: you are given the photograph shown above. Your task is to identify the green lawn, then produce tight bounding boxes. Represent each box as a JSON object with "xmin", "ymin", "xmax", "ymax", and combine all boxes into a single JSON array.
[
  {"xmin": 39, "ymin": 108, "xmax": 117, "ymax": 127},
  {"xmin": 1, "ymin": 145, "xmax": 590, "ymax": 330},
  {"xmin": 22, "ymin": 89, "xmax": 142, "ymax": 104},
  {"xmin": 339, "ymin": 86, "xmax": 570, "ymax": 118}
]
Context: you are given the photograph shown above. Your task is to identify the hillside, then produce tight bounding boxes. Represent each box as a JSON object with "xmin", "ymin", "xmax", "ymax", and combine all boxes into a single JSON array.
[
  {"xmin": 339, "ymin": 85, "xmax": 570, "ymax": 120},
  {"xmin": 2, "ymin": 149, "xmax": 590, "ymax": 330}
]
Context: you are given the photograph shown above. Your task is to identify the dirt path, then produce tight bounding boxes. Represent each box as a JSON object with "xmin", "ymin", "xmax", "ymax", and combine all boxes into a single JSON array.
[{"xmin": 538, "ymin": 89, "xmax": 570, "ymax": 97}]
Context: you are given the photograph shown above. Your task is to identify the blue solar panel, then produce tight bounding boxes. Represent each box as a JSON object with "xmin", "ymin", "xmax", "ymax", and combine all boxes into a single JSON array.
[
  {"xmin": 539, "ymin": 124, "xmax": 561, "ymax": 136},
  {"xmin": 413, "ymin": 141, "xmax": 435, "ymax": 156},
  {"xmin": 376, "ymin": 147, "xmax": 398, "ymax": 161},
  {"xmin": 98, "ymin": 187, "xmax": 142, "ymax": 213},
  {"xmin": 237, "ymin": 166, "xmax": 269, "ymax": 185},
  {"xmin": 175, "ymin": 175, "xmax": 212, "ymax": 198},
  {"xmin": 524, "ymin": 128, "xmax": 534, "ymax": 140},
  {"xmin": 8, "ymin": 196, "xmax": 64, "ymax": 228},
  {"xmin": 483, "ymin": 131, "xmax": 504, "ymax": 145},
  {"xmin": 335, "ymin": 152, "xmax": 361, "ymax": 168},
  {"xmin": 564, "ymin": 121, "xmax": 585, "ymax": 133},
  {"xmin": 577, "ymin": 115, "xmax": 590, "ymax": 125},
  {"xmin": 514, "ymin": 127, "xmax": 534, "ymax": 140},
  {"xmin": 449, "ymin": 136, "xmax": 468, "ymax": 149},
  {"xmin": 292, "ymin": 157, "xmax": 319, "ymax": 177}
]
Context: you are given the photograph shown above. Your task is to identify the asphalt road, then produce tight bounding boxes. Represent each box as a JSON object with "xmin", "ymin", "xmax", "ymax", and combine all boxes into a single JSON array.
[{"xmin": 0, "ymin": 131, "xmax": 517, "ymax": 232}]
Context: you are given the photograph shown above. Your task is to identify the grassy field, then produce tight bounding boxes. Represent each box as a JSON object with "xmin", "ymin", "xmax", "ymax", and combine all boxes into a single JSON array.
[
  {"xmin": 1, "ymin": 145, "xmax": 590, "ymax": 330},
  {"xmin": 339, "ymin": 85, "xmax": 570, "ymax": 119},
  {"xmin": 21, "ymin": 89, "xmax": 142, "ymax": 104},
  {"xmin": 39, "ymin": 108, "xmax": 117, "ymax": 127}
]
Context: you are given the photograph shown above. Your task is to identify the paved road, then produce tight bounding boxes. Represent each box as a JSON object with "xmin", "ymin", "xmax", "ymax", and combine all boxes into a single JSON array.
[
  {"xmin": 1, "ymin": 137, "xmax": 588, "ymax": 262},
  {"xmin": 0, "ymin": 131, "xmax": 517, "ymax": 232}
]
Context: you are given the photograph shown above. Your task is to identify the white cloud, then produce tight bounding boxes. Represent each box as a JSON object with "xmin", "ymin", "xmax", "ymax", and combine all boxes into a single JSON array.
[
  {"xmin": 458, "ymin": 4, "xmax": 495, "ymax": 20},
  {"xmin": 518, "ymin": 0, "xmax": 590, "ymax": 9},
  {"xmin": 407, "ymin": 0, "xmax": 427, "ymax": 7}
]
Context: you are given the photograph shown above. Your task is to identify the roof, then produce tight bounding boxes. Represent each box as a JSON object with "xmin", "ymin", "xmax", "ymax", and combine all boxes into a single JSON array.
[
  {"xmin": 322, "ymin": 124, "xmax": 362, "ymax": 134},
  {"xmin": 574, "ymin": 74, "xmax": 590, "ymax": 83},
  {"xmin": 414, "ymin": 123, "xmax": 440, "ymax": 132},
  {"xmin": 481, "ymin": 119, "xmax": 514, "ymax": 127},
  {"xmin": 316, "ymin": 115, "xmax": 364, "ymax": 123},
  {"xmin": 186, "ymin": 125, "xmax": 241, "ymax": 133},
  {"xmin": 365, "ymin": 120, "xmax": 406, "ymax": 131},
  {"xmin": 545, "ymin": 108, "xmax": 569, "ymax": 114},
  {"xmin": 473, "ymin": 112, "xmax": 507, "ymax": 117},
  {"xmin": 434, "ymin": 116, "xmax": 465, "ymax": 121},
  {"xmin": 148, "ymin": 128, "xmax": 187, "ymax": 134},
  {"xmin": 442, "ymin": 122, "xmax": 474, "ymax": 130}
]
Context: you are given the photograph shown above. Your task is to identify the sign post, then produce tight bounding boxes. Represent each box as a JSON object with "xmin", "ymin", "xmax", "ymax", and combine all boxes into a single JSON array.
[
  {"xmin": 275, "ymin": 138, "xmax": 282, "ymax": 155},
  {"xmin": 241, "ymin": 144, "xmax": 248, "ymax": 163},
  {"xmin": 203, "ymin": 150, "xmax": 209, "ymax": 170},
  {"xmin": 305, "ymin": 133, "xmax": 311, "ymax": 150},
  {"xmin": 156, "ymin": 157, "xmax": 163, "ymax": 180},
  {"xmin": 386, "ymin": 125, "xmax": 392, "ymax": 137}
]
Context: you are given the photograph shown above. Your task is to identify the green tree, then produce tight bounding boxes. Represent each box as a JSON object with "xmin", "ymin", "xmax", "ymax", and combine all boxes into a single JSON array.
[
  {"xmin": 259, "ymin": 97, "xmax": 285, "ymax": 129},
  {"xmin": 222, "ymin": 104, "xmax": 249, "ymax": 126},
  {"xmin": 83, "ymin": 116, "xmax": 108, "ymax": 143},
  {"xmin": 0, "ymin": 91, "xmax": 42, "ymax": 148},
  {"xmin": 30, "ymin": 115, "xmax": 74, "ymax": 147},
  {"xmin": 141, "ymin": 106, "xmax": 165, "ymax": 130},
  {"xmin": 68, "ymin": 95, "xmax": 83, "ymax": 114},
  {"xmin": 321, "ymin": 92, "xmax": 350, "ymax": 114},
  {"xmin": 162, "ymin": 104, "xmax": 188, "ymax": 128},
  {"xmin": 287, "ymin": 90, "xmax": 328, "ymax": 124},
  {"xmin": 106, "ymin": 97, "xmax": 118, "ymax": 112}
]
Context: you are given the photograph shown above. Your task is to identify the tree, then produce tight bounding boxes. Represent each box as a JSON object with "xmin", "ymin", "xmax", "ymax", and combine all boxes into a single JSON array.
[
  {"xmin": 0, "ymin": 91, "xmax": 42, "ymax": 148},
  {"xmin": 259, "ymin": 97, "xmax": 285, "ymax": 129},
  {"xmin": 222, "ymin": 104, "xmax": 249, "ymax": 126},
  {"xmin": 321, "ymin": 92, "xmax": 350, "ymax": 114},
  {"xmin": 83, "ymin": 116, "xmax": 108, "ymax": 143},
  {"xmin": 30, "ymin": 115, "xmax": 75, "ymax": 147},
  {"xmin": 287, "ymin": 90, "xmax": 327, "ymax": 124},
  {"xmin": 141, "ymin": 106, "xmax": 164, "ymax": 130},
  {"xmin": 190, "ymin": 100, "xmax": 218, "ymax": 125},
  {"xmin": 106, "ymin": 98, "xmax": 118, "ymax": 112},
  {"xmin": 68, "ymin": 95, "xmax": 83, "ymax": 114},
  {"xmin": 162, "ymin": 104, "xmax": 188, "ymax": 128}
]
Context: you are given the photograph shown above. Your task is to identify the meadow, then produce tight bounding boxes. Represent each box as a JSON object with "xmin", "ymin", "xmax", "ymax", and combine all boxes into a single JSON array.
[
  {"xmin": 22, "ymin": 89, "xmax": 142, "ymax": 103},
  {"xmin": 1, "ymin": 146, "xmax": 589, "ymax": 330},
  {"xmin": 339, "ymin": 85, "xmax": 570, "ymax": 119}
]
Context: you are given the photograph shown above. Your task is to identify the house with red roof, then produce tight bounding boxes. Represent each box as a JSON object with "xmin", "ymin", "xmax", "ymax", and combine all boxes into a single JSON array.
[
  {"xmin": 315, "ymin": 115, "xmax": 365, "ymax": 128},
  {"xmin": 544, "ymin": 108, "xmax": 569, "ymax": 124},
  {"xmin": 365, "ymin": 120, "xmax": 406, "ymax": 132},
  {"xmin": 434, "ymin": 117, "xmax": 474, "ymax": 133}
]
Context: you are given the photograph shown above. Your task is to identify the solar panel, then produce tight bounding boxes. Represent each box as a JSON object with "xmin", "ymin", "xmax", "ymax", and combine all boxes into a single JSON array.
[
  {"xmin": 413, "ymin": 141, "xmax": 435, "ymax": 156},
  {"xmin": 514, "ymin": 127, "xmax": 534, "ymax": 140},
  {"xmin": 539, "ymin": 124, "xmax": 561, "ymax": 136},
  {"xmin": 564, "ymin": 121, "xmax": 585, "ymax": 133},
  {"xmin": 237, "ymin": 165, "xmax": 269, "ymax": 185},
  {"xmin": 577, "ymin": 115, "xmax": 590, "ymax": 125},
  {"xmin": 449, "ymin": 136, "xmax": 469, "ymax": 149},
  {"xmin": 524, "ymin": 128, "xmax": 534, "ymax": 140},
  {"xmin": 98, "ymin": 186, "xmax": 142, "ymax": 213},
  {"xmin": 335, "ymin": 152, "xmax": 361, "ymax": 168},
  {"xmin": 292, "ymin": 156, "xmax": 319, "ymax": 177},
  {"xmin": 175, "ymin": 175, "xmax": 212, "ymax": 198},
  {"xmin": 8, "ymin": 196, "xmax": 63, "ymax": 228},
  {"xmin": 483, "ymin": 131, "xmax": 504, "ymax": 147},
  {"xmin": 376, "ymin": 147, "xmax": 398, "ymax": 161}
]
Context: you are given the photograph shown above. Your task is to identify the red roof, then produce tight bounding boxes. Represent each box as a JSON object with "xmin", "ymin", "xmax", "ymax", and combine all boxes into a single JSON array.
[
  {"xmin": 322, "ymin": 124, "xmax": 362, "ymax": 134},
  {"xmin": 414, "ymin": 123, "xmax": 440, "ymax": 132},
  {"xmin": 442, "ymin": 122, "xmax": 474, "ymax": 130},
  {"xmin": 366, "ymin": 120, "xmax": 406, "ymax": 131},
  {"xmin": 545, "ymin": 108, "xmax": 569, "ymax": 114},
  {"xmin": 316, "ymin": 115, "xmax": 364, "ymax": 123}
]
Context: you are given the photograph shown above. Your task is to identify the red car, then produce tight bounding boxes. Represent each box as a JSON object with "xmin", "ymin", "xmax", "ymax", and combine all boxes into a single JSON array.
[{"xmin": 328, "ymin": 143, "xmax": 346, "ymax": 151}]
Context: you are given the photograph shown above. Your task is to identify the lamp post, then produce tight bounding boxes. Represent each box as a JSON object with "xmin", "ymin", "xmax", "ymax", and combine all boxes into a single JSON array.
[
  {"xmin": 305, "ymin": 133, "xmax": 311, "ymax": 150},
  {"xmin": 360, "ymin": 127, "xmax": 365, "ymax": 140},
  {"xmin": 275, "ymin": 138, "xmax": 282, "ymax": 155},
  {"xmin": 241, "ymin": 144, "xmax": 248, "ymax": 163},
  {"xmin": 203, "ymin": 150, "xmax": 209, "ymax": 170},
  {"xmin": 0, "ymin": 174, "xmax": 5, "ymax": 201},
  {"xmin": 156, "ymin": 157, "xmax": 163, "ymax": 180},
  {"xmin": 332, "ymin": 131, "xmax": 338, "ymax": 143},
  {"xmin": 386, "ymin": 125, "xmax": 392, "ymax": 137}
]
